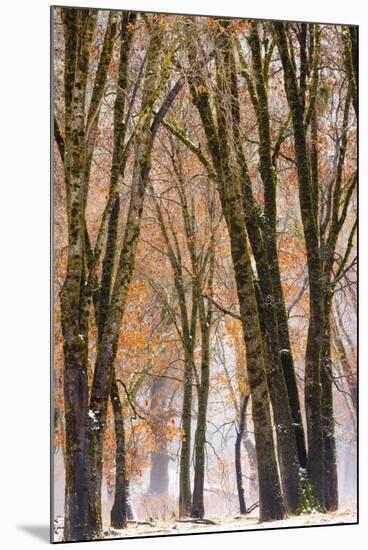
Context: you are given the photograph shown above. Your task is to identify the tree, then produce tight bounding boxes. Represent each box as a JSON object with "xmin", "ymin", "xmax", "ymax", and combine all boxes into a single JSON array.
[
  {"xmin": 150, "ymin": 144, "xmax": 218, "ymax": 517},
  {"xmin": 184, "ymin": 20, "xmax": 285, "ymax": 520},
  {"xmin": 55, "ymin": 9, "xmax": 183, "ymax": 539},
  {"xmin": 237, "ymin": 23, "xmax": 307, "ymax": 470},
  {"xmin": 273, "ymin": 21, "xmax": 356, "ymax": 509}
]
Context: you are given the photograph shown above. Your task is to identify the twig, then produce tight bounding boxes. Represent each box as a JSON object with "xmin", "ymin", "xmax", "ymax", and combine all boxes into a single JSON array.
[{"xmin": 246, "ymin": 501, "xmax": 260, "ymax": 514}]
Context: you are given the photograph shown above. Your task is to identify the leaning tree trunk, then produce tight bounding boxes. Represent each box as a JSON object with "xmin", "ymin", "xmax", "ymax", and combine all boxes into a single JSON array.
[
  {"xmin": 94, "ymin": 13, "xmax": 137, "ymax": 531},
  {"xmin": 225, "ymin": 179, "xmax": 285, "ymax": 521},
  {"xmin": 86, "ymin": 137, "xmax": 157, "ymax": 536},
  {"xmin": 86, "ymin": 135, "xmax": 156, "ymax": 534}
]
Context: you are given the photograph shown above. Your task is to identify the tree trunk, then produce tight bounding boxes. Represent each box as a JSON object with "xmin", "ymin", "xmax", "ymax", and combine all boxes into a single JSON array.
[
  {"xmin": 149, "ymin": 378, "xmax": 170, "ymax": 496},
  {"xmin": 241, "ymin": 202, "xmax": 306, "ymax": 500},
  {"xmin": 191, "ymin": 400, "xmax": 207, "ymax": 519},
  {"xmin": 110, "ymin": 374, "xmax": 130, "ymax": 528},
  {"xmin": 60, "ymin": 8, "xmax": 97, "ymax": 540},
  {"xmin": 191, "ymin": 295, "xmax": 212, "ymax": 518},
  {"xmin": 264, "ymin": 228, "xmax": 307, "ymax": 470},
  {"xmin": 235, "ymin": 395, "xmax": 250, "ymax": 515},
  {"xmin": 256, "ymin": 275, "xmax": 303, "ymax": 512},
  {"xmin": 179, "ymin": 350, "xmax": 194, "ymax": 517},
  {"xmin": 153, "ymin": 181, "xmax": 199, "ymax": 518},
  {"xmin": 321, "ymin": 295, "xmax": 338, "ymax": 510},
  {"xmin": 62, "ymin": 336, "xmax": 89, "ymax": 541},
  {"xmin": 242, "ymin": 409, "xmax": 258, "ymax": 498},
  {"xmin": 149, "ymin": 453, "xmax": 170, "ymax": 496},
  {"xmin": 227, "ymin": 194, "xmax": 285, "ymax": 521},
  {"xmin": 276, "ymin": 305, "xmax": 307, "ymax": 468}
]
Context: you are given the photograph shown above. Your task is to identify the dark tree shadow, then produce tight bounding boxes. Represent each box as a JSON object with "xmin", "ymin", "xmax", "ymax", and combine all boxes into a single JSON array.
[{"xmin": 17, "ymin": 525, "xmax": 50, "ymax": 543}]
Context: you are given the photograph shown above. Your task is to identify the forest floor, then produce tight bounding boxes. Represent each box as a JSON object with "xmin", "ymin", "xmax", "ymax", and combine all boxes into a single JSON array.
[{"xmin": 54, "ymin": 509, "xmax": 357, "ymax": 542}]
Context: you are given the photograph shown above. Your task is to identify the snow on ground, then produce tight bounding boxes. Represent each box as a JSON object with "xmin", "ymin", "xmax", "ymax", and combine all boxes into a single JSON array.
[{"xmin": 54, "ymin": 510, "xmax": 357, "ymax": 542}]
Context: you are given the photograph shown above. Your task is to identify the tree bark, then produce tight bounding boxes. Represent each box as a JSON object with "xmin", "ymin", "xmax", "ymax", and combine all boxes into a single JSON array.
[
  {"xmin": 321, "ymin": 295, "xmax": 338, "ymax": 511},
  {"xmin": 235, "ymin": 395, "xmax": 250, "ymax": 515},
  {"xmin": 110, "ymin": 374, "xmax": 130, "ymax": 528},
  {"xmin": 191, "ymin": 288, "xmax": 213, "ymax": 518},
  {"xmin": 179, "ymin": 347, "xmax": 194, "ymax": 517}
]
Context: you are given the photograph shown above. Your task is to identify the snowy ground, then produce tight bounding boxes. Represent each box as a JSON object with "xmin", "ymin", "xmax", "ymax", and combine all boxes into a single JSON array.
[{"xmin": 54, "ymin": 510, "xmax": 357, "ymax": 542}]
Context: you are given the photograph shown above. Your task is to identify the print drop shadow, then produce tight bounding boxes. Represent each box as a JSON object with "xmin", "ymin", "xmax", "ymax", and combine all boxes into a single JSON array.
[{"xmin": 17, "ymin": 524, "xmax": 50, "ymax": 543}]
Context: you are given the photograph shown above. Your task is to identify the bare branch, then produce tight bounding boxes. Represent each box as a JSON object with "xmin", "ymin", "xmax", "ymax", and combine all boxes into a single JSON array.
[{"xmin": 202, "ymin": 292, "xmax": 241, "ymax": 320}]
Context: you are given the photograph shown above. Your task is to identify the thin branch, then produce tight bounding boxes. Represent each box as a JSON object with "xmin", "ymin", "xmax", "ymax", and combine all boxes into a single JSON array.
[
  {"xmin": 287, "ymin": 275, "xmax": 309, "ymax": 316},
  {"xmin": 116, "ymin": 379, "xmax": 149, "ymax": 422},
  {"xmin": 151, "ymin": 77, "xmax": 185, "ymax": 136},
  {"xmin": 202, "ymin": 293, "xmax": 241, "ymax": 320}
]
